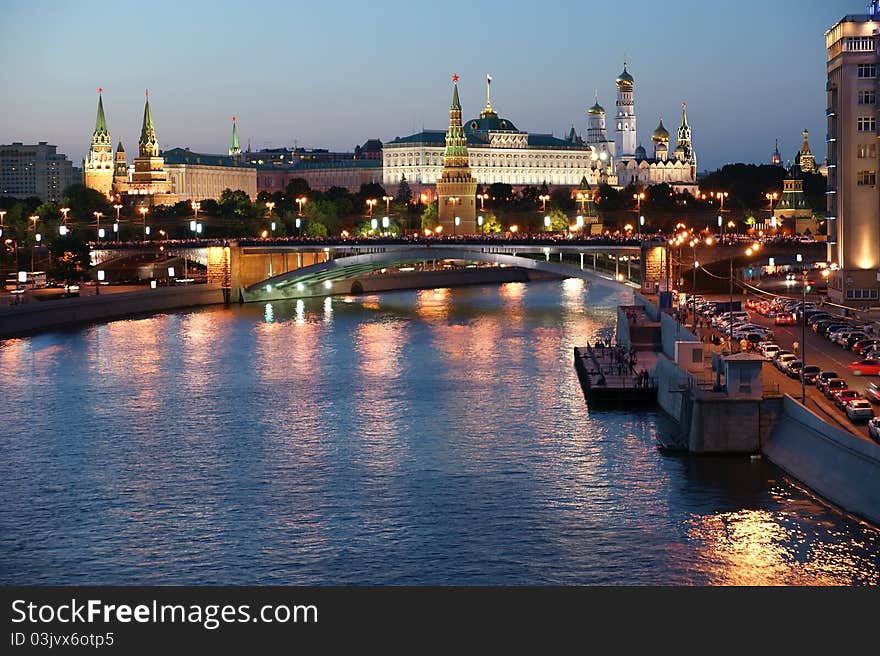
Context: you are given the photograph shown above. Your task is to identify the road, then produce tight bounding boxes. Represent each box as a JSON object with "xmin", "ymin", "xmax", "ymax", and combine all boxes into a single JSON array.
[{"xmin": 687, "ymin": 286, "xmax": 878, "ymax": 443}]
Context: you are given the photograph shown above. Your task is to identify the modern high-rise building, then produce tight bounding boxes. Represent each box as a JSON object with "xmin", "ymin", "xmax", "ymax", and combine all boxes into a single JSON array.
[
  {"xmin": 1, "ymin": 141, "xmax": 76, "ymax": 201},
  {"xmin": 825, "ymin": 3, "xmax": 880, "ymax": 304}
]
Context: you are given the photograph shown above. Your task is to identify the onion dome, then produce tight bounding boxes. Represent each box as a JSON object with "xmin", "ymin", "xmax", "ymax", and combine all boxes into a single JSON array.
[
  {"xmin": 616, "ymin": 63, "xmax": 634, "ymax": 87},
  {"xmin": 635, "ymin": 144, "xmax": 647, "ymax": 160},
  {"xmin": 651, "ymin": 118, "xmax": 670, "ymax": 142}
]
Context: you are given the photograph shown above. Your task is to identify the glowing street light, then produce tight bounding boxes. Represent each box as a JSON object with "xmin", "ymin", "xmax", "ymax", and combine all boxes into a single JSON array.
[
  {"xmin": 477, "ymin": 193, "xmax": 488, "ymax": 211},
  {"xmin": 139, "ymin": 206, "xmax": 149, "ymax": 239},
  {"xmin": 296, "ymin": 196, "xmax": 307, "ymax": 216},
  {"xmin": 382, "ymin": 195, "xmax": 393, "ymax": 214},
  {"xmin": 538, "ymin": 194, "xmax": 550, "ymax": 213},
  {"xmin": 113, "ymin": 203, "xmax": 122, "ymax": 242},
  {"xmin": 544, "ymin": 215, "xmax": 551, "ymax": 230},
  {"xmin": 765, "ymin": 192, "xmax": 779, "ymax": 230},
  {"xmin": 366, "ymin": 198, "xmax": 377, "ymax": 217},
  {"xmin": 59, "ymin": 207, "xmax": 70, "ymax": 226},
  {"xmin": 633, "ymin": 191, "xmax": 646, "ymax": 216}
]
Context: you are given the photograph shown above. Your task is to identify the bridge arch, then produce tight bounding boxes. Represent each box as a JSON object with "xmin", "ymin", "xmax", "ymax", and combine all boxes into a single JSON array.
[{"xmin": 242, "ymin": 247, "xmax": 637, "ymax": 302}]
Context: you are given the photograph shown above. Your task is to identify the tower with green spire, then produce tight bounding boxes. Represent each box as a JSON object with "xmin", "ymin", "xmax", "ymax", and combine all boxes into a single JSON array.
[
  {"xmin": 131, "ymin": 89, "xmax": 171, "ymax": 198},
  {"xmin": 436, "ymin": 75, "xmax": 478, "ymax": 234},
  {"xmin": 84, "ymin": 88, "xmax": 114, "ymax": 197},
  {"xmin": 113, "ymin": 141, "xmax": 128, "ymax": 187},
  {"xmin": 229, "ymin": 116, "xmax": 241, "ymax": 158}
]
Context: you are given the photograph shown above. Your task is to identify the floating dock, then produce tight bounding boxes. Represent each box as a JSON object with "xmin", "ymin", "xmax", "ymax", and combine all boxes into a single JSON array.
[{"xmin": 573, "ymin": 345, "xmax": 657, "ymax": 405}]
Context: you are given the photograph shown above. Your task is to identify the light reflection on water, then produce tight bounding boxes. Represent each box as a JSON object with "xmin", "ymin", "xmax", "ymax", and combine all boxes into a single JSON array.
[{"xmin": 0, "ymin": 280, "xmax": 877, "ymax": 585}]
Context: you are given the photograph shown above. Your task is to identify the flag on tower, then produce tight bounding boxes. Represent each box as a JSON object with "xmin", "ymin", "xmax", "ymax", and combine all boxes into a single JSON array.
[{"xmin": 487, "ymin": 74, "xmax": 492, "ymax": 85}]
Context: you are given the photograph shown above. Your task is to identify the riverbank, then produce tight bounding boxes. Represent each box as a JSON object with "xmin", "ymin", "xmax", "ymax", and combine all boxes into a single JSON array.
[
  {"xmin": 0, "ymin": 284, "xmax": 226, "ymax": 340},
  {"xmin": 0, "ymin": 267, "xmax": 562, "ymax": 340}
]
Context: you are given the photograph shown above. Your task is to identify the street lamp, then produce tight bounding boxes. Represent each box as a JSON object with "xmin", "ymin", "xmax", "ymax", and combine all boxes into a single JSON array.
[
  {"xmin": 139, "ymin": 207, "xmax": 149, "ymax": 239},
  {"xmin": 477, "ymin": 193, "xmax": 488, "ymax": 212},
  {"xmin": 633, "ymin": 191, "xmax": 646, "ymax": 217},
  {"xmin": 765, "ymin": 192, "xmax": 779, "ymax": 231},
  {"xmin": 538, "ymin": 194, "xmax": 550, "ymax": 213},
  {"xmin": 296, "ymin": 196, "xmax": 307, "ymax": 216},
  {"xmin": 639, "ymin": 214, "xmax": 645, "ymax": 238},
  {"xmin": 60, "ymin": 207, "xmax": 70, "ymax": 227},
  {"xmin": 543, "ymin": 215, "xmax": 551, "ymax": 230},
  {"xmin": 477, "ymin": 215, "xmax": 484, "ymax": 233},
  {"xmin": 576, "ymin": 192, "xmax": 587, "ymax": 214},
  {"xmin": 113, "ymin": 203, "xmax": 122, "ymax": 242},
  {"xmin": 712, "ymin": 191, "xmax": 728, "ymax": 213},
  {"xmin": 28, "ymin": 215, "xmax": 39, "ymax": 271},
  {"xmin": 382, "ymin": 195, "xmax": 393, "ymax": 214},
  {"xmin": 798, "ymin": 253, "xmax": 808, "ymax": 405},
  {"xmin": 366, "ymin": 198, "xmax": 377, "ymax": 217},
  {"xmin": 94, "ymin": 211, "xmax": 103, "ymax": 241}
]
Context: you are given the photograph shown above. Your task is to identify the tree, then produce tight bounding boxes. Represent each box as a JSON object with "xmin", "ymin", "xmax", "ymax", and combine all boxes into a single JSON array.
[
  {"xmin": 395, "ymin": 175, "xmax": 412, "ymax": 204},
  {"xmin": 597, "ymin": 183, "xmax": 622, "ymax": 210},
  {"xmin": 550, "ymin": 188, "xmax": 574, "ymax": 211},
  {"xmin": 488, "ymin": 182, "xmax": 513, "ymax": 202},
  {"xmin": 61, "ymin": 184, "xmax": 111, "ymax": 223},
  {"xmin": 49, "ymin": 233, "xmax": 90, "ymax": 284},
  {"xmin": 358, "ymin": 182, "xmax": 387, "ymax": 203},
  {"xmin": 480, "ymin": 211, "xmax": 502, "ymax": 233},
  {"xmin": 420, "ymin": 200, "xmax": 438, "ymax": 230},
  {"xmin": 304, "ymin": 221, "xmax": 328, "ymax": 237},
  {"xmin": 547, "ymin": 207, "xmax": 570, "ymax": 232},
  {"xmin": 324, "ymin": 186, "xmax": 350, "ymax": 201},
  {"xmin": 285, "ymin": 178, "xmax": 311, "ymax": 198}
]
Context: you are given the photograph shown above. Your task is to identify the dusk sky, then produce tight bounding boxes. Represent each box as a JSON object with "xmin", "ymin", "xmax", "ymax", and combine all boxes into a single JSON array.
[{"xmin": 1, "ymin": 0, "xmax": 854, "ymax": 172}]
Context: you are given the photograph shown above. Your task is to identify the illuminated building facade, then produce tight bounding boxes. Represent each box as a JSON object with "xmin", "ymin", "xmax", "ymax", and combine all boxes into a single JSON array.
[{"xmin": 825, "ymin": 5, "xmax": 880, "ymax": 303}]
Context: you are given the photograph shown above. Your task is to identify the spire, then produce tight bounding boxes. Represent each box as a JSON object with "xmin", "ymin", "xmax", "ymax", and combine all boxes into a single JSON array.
[
  {"xmin": 680, "ymin": 102, "xmax": 689, "ymax": 128},
  {"xmin": 139, "ymin": 89, "xmax": 158, "ymax": 157},
  {"xmin": 443, "ymin": 74, "xmax": 470, "ymax": 167},
  {"xmin": 94, "ymin": 89, "xmax": 108, "ymax": 138},
  {"xmin": 772, "ymin": 139, "xmax": 782, "ymax": 165},
  {"xmin": 116, "ymin": 141, "xmax": 125, "ymax": 153},
  {"xmin": 480, "ymin": 73, "xmax": 498, "ymax": 119},
  {"xmin": 229, "ymin": 116, "xmax": 241, "ymax": 156}
]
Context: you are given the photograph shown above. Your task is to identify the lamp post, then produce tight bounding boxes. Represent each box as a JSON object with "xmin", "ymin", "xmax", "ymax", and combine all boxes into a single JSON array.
[
  {"xmin": 798, "ymin": 252, "xmax": 807, "ymax": 404},
  {"xmin": 366, "ymin": 198, "xmax": 377, "ymax": 218},
  {"xmin": 765, "ymin": 192, "xmax": 779, "ymax": 232},
  {"xmin": 712, "ymin": 191, "xmax": 728, "ymax": 213},
  {"xmin": 139, "ymin": 207, "xmax": 149, "ymax": 239},
  {"xmin": 296, "ymin": 196, "xmax": 307, "ymax": 217},
  {"xmin": 113, "ymin": 203, "xmax": 122, "ymax": 242},
  {"xmin": 538, "ymin": 194, "xmax": 550, "ymax": 213},
  {"xmin": 28, "ymin": 215, "xmax": 39, "ymax": 271},
  {"xmin": 633, "ymin": 191, "xmax": 646, "ymax": 219},
  {"xmin": 477, "ymin": 193, "xmax": 488, "ymax": 212},
  {"xmin": 576, "ymin": 192, "xmax": 587, "ymax": 215},
  {"xmin": 94, "ymin": 211, "xmax": 104, "ymax": 240},
  {"xmin": 382, "ymin": 195, "xmax": 393, "ymax": 215},
  {"xmin": 59, "ymin": 207, "xmax": 70, "ymax": 228},
  {"xmin": 639, "ymin": 214, "xmax": 645, "ymax": 239}
]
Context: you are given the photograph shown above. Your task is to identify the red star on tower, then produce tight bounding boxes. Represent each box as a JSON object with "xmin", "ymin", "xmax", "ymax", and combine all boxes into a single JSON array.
[{"xmin": 452, "ymin": 74, "xmax": 459, "ymax": 83}]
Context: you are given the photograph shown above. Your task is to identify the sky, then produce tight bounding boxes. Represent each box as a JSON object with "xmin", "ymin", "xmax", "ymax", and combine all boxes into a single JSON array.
[{"xmin": 0, "ymin": 0, "xmax": 857, "ymax": 172}]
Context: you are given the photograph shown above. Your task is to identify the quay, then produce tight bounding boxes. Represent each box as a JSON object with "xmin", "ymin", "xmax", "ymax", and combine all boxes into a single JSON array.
[{"xmin": 573, "ymin": 291, "xmax": 880, "ymax": 526}]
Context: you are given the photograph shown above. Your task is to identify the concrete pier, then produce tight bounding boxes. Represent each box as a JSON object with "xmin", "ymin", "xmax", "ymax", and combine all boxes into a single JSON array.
[{"xmin": 573, "ymin": 345, "xmax": 657, "ymax": 405}]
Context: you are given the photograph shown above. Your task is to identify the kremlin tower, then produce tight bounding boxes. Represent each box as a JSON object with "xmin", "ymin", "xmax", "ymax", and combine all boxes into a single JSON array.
[
  {"xmin": 614, "ymin": 62, "xmax": 637, "ymax": 159},
  {"xmin": 83, "ymin": 89, "xmax": 114, "ymax": 197},
  {"xmin": 131, "ymin": 90, "xmax": 171, "ymax": 198},
  {"xmin": 435, "ymin": 75, "xmax": 477, "ymax": 234}
]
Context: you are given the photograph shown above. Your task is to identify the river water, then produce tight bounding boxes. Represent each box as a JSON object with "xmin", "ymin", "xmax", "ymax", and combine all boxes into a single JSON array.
[{"xmin": 1, "ymin": 280, "xmax": 877, "ymax": 585}]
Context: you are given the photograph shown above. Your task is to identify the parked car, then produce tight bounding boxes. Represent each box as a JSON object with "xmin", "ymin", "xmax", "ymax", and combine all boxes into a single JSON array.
[
  {"xmin": 761, "ymin": 344, "xmax": 781, "ymax": 359},
  {"xmin": 847, "ymin": 359, "xmax": 880, "ymax": 376},
  {"xmin": 816, "ymin": 371, "xmax": 840, "ymax": 393},
  {"xmin": 853, "ymin": 340, "xmax": 880, "ymax": 355},
  {"xmin": 801, "ymin": 365, "xmax": 822, "ymax": 384},
  {"xmin": 786, "ymin": 360, "xmax": 804, "ymax": 378},
  {"xmin": 775, "ymin": 354, "xmax": 797, "ymax": 372},
  {"xmin": 865, "ymin": 382, "xmax": 880, "ymax": 404},
  {"xmin": 833, "ymin": 389, "xmax": 863, "ymax": 410},
  {"xmin": 823, "ymin": 378, "xmax": 848, "ymax": 399},
  {"xmin": 845, "ymin": 399, "xmax": 875, "ymax": 422},
  {"xmin": 844, "ymin": 333, "xmax": 869, "ymax": 349},
  {"xmin": 869, "ymin": 417, "xmax": 880, "ymax": 442}
]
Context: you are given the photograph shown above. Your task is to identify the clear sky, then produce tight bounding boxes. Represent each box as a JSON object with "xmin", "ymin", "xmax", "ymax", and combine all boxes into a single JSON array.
[{"xmin": 0, "ymin": 0, "xmax": 856, "ymax": 172}]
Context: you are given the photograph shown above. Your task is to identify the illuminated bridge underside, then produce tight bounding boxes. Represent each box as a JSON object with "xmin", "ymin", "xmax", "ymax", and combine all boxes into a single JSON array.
[{"xmin": 243, "ymin": 248, "xmax": 639, "ymax": 302}]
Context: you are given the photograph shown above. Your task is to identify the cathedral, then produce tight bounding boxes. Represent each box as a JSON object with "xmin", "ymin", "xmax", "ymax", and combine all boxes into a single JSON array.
[{"xmin": 588, "ymin": 63, "xmax": 699, "ymax": 194}]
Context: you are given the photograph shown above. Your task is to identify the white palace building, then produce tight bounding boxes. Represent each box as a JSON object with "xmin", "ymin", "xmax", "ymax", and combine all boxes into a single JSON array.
[
  {"xmin": 383, "ymin": 67, "xmax": 699, "ymax": 199},
  {"xmin": 382, "ymin": 76, "xmax": 617, "ymax": 200}
]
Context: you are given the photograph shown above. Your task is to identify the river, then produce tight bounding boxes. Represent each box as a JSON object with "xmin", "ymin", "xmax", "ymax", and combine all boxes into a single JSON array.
[{"xmin": 1, "ymin": 279, "xmax": 877, "ymax": 584}]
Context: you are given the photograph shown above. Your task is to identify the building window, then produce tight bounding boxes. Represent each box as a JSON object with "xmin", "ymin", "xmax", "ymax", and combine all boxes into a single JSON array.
[
  {"xmin": 858, "ymin": 90, "xmax": 877, "ymax": 105},
  {"xmin": 857, "ymin": 116, "xmax": 876, "ymax": 132},
  {"xmin": 857, "ymin": 170, "xmax": 876, "ymax": 186},
  {"xmin": 857, "ymin": 64, "xmax": 877, "ymax": 78},
  {"xmin": 857, "ymin": 143, "xmax": 877, "ymax": 158}
]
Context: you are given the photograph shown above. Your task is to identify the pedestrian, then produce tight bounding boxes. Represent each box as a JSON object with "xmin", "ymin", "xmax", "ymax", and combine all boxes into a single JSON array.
[{"xmin": 792, "ymin": 340, "xmax": 800, "ymax": 357}]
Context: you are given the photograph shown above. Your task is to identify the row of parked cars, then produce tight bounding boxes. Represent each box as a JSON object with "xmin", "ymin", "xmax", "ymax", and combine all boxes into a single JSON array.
[{"xmin": 742, "ymin": 297, "xmax": 880, "ymax": 440}]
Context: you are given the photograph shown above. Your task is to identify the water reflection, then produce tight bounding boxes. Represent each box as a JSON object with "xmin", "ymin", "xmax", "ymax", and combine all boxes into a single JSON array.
[{"xmin": 0, "ymin": 280, "xmax": 877, "ymax": 585}]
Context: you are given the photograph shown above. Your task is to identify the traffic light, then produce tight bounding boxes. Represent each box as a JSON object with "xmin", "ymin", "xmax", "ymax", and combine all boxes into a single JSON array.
[{"xmin": 804, "ymin": 279, "xmax": 814, "ymax": 293}]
